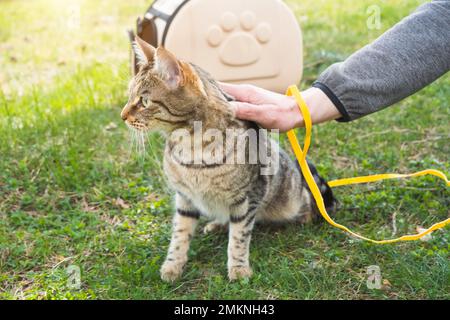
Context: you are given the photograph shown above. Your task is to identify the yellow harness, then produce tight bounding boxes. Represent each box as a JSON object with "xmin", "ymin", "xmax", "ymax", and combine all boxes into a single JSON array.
[{"xmin": 286, "ymin": 85, "xmax": 449, "ymax": 244}]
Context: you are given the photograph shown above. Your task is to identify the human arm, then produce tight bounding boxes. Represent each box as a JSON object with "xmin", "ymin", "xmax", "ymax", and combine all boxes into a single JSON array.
[
  {"xmin": 315, "ymin": 0, "xmax": 450, "ymax": 121},
  {"xmin": 222, "ymin": 1, "xmax": 450, "ymax": 128}
]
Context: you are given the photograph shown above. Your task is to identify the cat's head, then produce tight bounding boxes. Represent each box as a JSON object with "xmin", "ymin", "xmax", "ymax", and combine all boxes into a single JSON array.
[{"xmin": 121, "ymin": 37, "xmax": 210, "ymax": 132}]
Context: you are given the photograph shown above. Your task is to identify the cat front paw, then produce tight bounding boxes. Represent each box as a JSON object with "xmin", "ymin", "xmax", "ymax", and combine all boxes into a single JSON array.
[
  {"xmin": 228, "ymin": 265, "xmax": 253, "ymax": 281},
  {"xmin": 160, "ymin": 260, "xmax": 184, "ymax": 282}
]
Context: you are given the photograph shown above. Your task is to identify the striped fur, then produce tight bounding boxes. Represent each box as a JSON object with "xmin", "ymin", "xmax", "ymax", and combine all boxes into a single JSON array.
[{"xmin": 122, "ymin": 42, "xmax": 336, "ymax": 282}]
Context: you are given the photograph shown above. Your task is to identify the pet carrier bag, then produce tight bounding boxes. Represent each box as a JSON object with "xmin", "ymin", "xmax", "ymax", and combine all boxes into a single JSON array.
[{"xmin": 129, "ymin": 0, "xmax": 303, "ymax": 93}]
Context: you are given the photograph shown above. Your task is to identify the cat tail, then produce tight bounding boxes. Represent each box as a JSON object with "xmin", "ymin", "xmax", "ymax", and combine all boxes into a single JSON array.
[{"xmin": 298, "ymin": 160, "xmax": 338, "ymax": 218}]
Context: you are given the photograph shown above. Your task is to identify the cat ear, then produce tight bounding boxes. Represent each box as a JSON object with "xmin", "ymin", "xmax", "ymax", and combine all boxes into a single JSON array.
[
  {"xmin": 154, "ymin": 46, "xmax": 184, "ymax": 90},
  {"xmin": 133, "ymin": 36, "xmax": 156, "ymax": 66}
]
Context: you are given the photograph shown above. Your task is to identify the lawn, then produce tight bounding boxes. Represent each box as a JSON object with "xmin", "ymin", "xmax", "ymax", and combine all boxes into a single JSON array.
[{"xmin": 0, "ymin": 0, "xmax": 448, "ymax": 299}]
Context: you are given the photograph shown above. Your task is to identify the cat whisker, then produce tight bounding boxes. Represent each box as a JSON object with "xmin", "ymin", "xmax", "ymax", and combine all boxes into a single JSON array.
[
  {"xmin": 125, "ymin": 121, "xmax": 151, "ymax": 159},
  {"xmin": 131, "ymin": 125, "xmax": 148, "ymax": 158}
]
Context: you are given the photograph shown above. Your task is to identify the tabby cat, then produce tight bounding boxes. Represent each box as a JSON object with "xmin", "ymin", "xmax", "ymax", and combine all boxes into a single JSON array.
[{"xmin": 121, "ymin": 37, "xmax": 336, "ymax": 282}]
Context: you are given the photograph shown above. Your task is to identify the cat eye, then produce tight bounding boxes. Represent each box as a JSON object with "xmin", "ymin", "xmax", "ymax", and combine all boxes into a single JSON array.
[{"xmin": 141, "ymin": 96, "xmax": 151, "ymax": 108}]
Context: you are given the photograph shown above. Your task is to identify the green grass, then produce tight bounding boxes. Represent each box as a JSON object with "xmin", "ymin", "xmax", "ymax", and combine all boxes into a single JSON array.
[{"xmin": 0, "ymin": 0, "xmax": 448, "ymax": 299}]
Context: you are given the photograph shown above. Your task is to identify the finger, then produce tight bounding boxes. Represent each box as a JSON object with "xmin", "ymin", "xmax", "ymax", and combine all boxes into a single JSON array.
[
  {"xmin": 230, "ymin": 101, "xmax": 267, "ymax": 121},
  {"xmin": 220, "ymin": 82, "xmax": 288, "ymax": 106},
  {"xmin": 219, "ymin": 82, "xmax": 256, "ymax": 103}
]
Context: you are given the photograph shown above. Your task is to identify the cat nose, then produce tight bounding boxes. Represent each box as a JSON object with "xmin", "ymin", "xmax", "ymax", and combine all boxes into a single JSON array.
[{"xmin": 121, "ymin": 106, "xmax": 129, "ymax": 121}]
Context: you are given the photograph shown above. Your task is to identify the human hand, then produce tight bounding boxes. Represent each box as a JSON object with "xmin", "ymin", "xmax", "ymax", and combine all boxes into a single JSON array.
[
  {"xmin": 220, "ymin": 83, "xmax": 303, "ymax": 132},
  {"xmin": 220, "ymin": 83, "xmax": 342, "ymax": 132}
]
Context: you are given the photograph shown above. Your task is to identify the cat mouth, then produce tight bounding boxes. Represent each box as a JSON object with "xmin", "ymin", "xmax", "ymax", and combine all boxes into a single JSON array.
[{"xmin": 126, "ymin": 121, "xmax": 148, "ymax": 132}]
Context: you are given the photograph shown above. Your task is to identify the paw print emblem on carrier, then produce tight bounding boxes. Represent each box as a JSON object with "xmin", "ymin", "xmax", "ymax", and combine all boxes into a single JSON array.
[{"xmin": 206, "ymin": 11, "xmax": 273, "ymax": 67}]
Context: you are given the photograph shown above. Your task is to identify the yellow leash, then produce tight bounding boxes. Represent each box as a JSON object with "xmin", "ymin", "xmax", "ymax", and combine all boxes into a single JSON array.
[{"xmin": 285, "ymin": 85, "xmax": 450, "ymax": 244}]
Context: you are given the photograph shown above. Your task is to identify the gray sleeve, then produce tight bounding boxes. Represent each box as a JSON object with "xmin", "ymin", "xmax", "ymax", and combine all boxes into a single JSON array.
[{"xmin": 313, "ymin": 0, "xmax": 450, "ymax": 122}]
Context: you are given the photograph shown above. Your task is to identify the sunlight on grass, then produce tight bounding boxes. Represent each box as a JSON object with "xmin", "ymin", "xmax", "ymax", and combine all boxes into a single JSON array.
[
  {"xmin": 0, "ymin": 0, "xmax": 448, "ymax": 299},
  {"xmin": 0, "ymin": 0, "xmax": 148, "ymax": 95}
]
